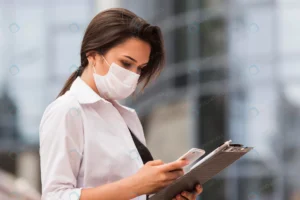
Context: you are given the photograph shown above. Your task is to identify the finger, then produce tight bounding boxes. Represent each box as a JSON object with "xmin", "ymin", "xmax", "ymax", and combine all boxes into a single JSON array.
[
  {"xmin": 195, "ymin": 184, "xmax": 203, "ymax": 194},
  {"xmin": 172, "ymin": 197, "xmax": 181, "ymax": 200},
  {"xmin": 175, "ymin": 194, "xmax": 187, "ymax": 200},
  {"xmin": 146, "ymin": 159, "xmax": 164, "ymax": 166},
  {"xmin": 162, "ymin": 160, "xmax": 189, "ymax": 172},
  {"xmin": 180, "ymin": 191, "xmax": 194, "ymax": 200},
  {"xmin": 164, "ymin": 169, "xmax": 184, "ymax": 181},
  {"xmin": 159, "ymin": 160, "xmax": 189, "ymax": 172}
]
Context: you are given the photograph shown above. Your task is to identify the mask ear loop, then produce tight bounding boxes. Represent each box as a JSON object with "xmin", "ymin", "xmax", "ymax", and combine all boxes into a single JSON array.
[
  {"xmin": 92, "ymin": 63, "xmax": 96, "ymax": 73},
  {"xmin": 101, "ymin": 55, "xmax": 110, "ymax": 67},
  {"xmin": 92, "ymin": 55, "xmax": 110, "ymax": 74}
]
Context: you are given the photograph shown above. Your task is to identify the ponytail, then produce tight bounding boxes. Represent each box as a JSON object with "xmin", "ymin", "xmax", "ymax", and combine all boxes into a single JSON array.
[
  {"xmin": 56, "ymin": 53, "xmax": 88, "ymax": 99},
  {"xmin": 56, "ymin": 68, "xmax": 81, "ymax": 99}
]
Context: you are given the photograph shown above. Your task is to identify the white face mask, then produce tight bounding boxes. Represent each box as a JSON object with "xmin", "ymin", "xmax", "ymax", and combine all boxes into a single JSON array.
[{"xmin": 92, "ymin": 55, "xmax": 140, "ymax": 100}]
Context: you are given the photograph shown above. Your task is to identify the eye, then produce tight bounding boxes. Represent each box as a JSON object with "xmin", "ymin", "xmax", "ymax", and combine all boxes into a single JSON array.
[{"xmin": 121, "ymin": 60, "xmax": 131, "ymax": 68}]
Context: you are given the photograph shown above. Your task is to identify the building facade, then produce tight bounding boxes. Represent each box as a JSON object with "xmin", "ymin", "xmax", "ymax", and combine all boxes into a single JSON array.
[{"xmin": 121, "ymin": 0, "xmax": 300, "ymax": 199}]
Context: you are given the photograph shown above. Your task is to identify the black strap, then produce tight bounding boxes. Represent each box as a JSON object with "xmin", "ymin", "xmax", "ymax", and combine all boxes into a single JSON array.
[
  {"xmin": 128, "ymin": 127, "xmax": 154, "ymax": 164},
  {"xmin": 128, "ymin": 127, "xmax": 154, "ymax": 199}
]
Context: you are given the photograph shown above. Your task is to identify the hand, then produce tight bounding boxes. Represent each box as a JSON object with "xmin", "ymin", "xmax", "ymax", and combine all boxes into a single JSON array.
[
  {"xmin": 131, "ymin": 159, "xmax": 189, "ymax": 195},
  {"xmin": 172, "ymin": 184, "xmax": 203, "ymax": 200}
]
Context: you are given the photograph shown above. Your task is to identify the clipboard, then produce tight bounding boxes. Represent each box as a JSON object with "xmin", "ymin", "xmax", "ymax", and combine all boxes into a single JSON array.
[{"xmin": 148, "ymin": 140, "xmax": 253, "ymax": 200}]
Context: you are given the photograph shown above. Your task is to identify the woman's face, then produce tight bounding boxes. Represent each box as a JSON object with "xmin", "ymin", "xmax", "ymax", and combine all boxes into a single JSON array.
[{"xmin": 89, "ymin": 37, "xmax": 151, "ymax": 76}]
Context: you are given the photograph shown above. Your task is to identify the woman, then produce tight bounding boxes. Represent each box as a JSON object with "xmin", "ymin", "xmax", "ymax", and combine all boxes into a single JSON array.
[{"xmin": 39, "ymin": 8, "xmax": 203, "ymax": 200}]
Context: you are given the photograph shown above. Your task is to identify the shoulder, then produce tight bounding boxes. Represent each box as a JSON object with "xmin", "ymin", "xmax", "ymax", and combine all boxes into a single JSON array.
[{"xmin": 39, "ymin": 91, "xmax": 82, "ymax": 130}]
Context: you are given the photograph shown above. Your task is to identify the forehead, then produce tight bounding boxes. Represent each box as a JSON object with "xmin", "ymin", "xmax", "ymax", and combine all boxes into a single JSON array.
[{"xmin": 110, "ymin": 38, "xmax": 151, "ymax": 63}]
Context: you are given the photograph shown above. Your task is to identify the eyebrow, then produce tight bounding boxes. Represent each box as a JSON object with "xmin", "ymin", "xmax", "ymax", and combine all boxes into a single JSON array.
[{"xmin": 123, "ymin": 55, "xmax": 148, "ymax": 66}]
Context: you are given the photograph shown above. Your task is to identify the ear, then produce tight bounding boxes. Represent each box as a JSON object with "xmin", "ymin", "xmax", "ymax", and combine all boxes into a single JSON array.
[{"xmin": 86, "ymin": 51, "xmax": 97, "ymax": 65}]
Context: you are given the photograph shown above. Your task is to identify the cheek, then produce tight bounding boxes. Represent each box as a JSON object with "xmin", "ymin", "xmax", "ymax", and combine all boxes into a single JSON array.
[
  {"xmin": 102, "ymin": 67, "xmax": 110, "ymax": 75},
  {"xmin": 95, "ymin": 62, "xmax": 110, "ymax": 76}
]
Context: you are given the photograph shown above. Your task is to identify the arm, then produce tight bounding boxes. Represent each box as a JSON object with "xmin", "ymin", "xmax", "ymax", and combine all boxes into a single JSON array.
[
  {"xmin": 39, "ymin": 101, "xmax": 145, "ymax": 200},
  {"xmin": 39, "ymin": 102, "xmax": 84, "ymax": 200},
  {"xmin": 80, "ymin": 174, "xmax": 143, "ymax": 200}
]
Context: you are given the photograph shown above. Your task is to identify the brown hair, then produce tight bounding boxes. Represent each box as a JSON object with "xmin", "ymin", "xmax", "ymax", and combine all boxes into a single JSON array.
[{"xmin": 56, "ymin": 8, "xmax": 165, "ymax": 98}]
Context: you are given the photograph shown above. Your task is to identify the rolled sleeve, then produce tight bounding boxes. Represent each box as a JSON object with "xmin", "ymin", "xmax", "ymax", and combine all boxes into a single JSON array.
[{"xmin": 39, "ymin": 100, "xmax": 84, "ymax": 200}]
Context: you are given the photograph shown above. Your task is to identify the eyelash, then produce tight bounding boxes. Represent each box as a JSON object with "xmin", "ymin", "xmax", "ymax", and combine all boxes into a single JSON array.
[
  {"xmin": 121, "ymin": 60, "xmax": 131, "ymax": 67},
  {"xmin": 121, "ymin": 60, "xmax": 144, "ymax": 71}
]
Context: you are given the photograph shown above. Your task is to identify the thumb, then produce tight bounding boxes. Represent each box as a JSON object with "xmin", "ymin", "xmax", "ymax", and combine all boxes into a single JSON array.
[{"xmin": 146, "ymin": 159, "xmax": 164, "ymax": 166}]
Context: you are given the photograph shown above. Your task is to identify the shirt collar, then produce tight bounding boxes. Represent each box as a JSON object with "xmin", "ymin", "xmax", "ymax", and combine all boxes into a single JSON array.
[
  {"xmin": 69, "ymin": 76, "xmax": 135, "ymax": 113},
  {"xmin": 69, "ymin": 76, "xmax": 146, "ymax": 146}
]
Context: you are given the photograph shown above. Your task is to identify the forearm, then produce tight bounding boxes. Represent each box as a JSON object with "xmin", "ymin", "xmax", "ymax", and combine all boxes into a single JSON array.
[{"xmin": 80, "ymin": 175, "xmax": 143, "ymax": 200}]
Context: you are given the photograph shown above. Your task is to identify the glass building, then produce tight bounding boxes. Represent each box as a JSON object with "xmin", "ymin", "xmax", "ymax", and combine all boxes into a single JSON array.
[
  {"xmin": 0, "ymin": 0, "xmax": 94, "ymax": 194},
  {"xmin": 121, "ymin": 0, "xmax": 300, "ymax": 199}
]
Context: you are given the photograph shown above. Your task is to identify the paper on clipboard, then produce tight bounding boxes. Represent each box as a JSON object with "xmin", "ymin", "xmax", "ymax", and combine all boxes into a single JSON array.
[{"xmin": 148, "ymin": 140, "xmax": 253, "ymax": 200}]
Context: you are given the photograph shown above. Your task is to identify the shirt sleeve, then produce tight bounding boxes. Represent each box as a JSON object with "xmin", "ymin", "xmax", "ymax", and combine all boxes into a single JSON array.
[{"xmin": 39, "ymin": 101, "xmax": 84, "ymax": 200}]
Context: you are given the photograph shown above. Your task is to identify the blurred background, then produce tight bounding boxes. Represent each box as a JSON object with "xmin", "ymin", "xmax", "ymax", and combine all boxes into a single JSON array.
[{"xmin": 1, "ymin": 0, "xmax": 300, "ymax": 199}]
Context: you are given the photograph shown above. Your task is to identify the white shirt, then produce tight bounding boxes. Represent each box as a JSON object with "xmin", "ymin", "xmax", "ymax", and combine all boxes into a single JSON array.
[{"xmin": 39, "ymin": 77, "xmax": 148, "ymax": 200}]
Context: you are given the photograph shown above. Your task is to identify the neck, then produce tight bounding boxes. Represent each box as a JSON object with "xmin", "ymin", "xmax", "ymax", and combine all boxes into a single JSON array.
[
  {"xmin": 80, "ymin": 67, "xmax": 100, "ymax": 96},
  {"xmin": 80, "ymin": 67, "xmax": 114, "ymax": 103}
]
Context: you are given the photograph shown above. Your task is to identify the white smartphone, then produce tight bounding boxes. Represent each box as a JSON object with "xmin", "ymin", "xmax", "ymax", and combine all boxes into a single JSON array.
[
  {"xmin": 175, "ymin": 148, "xmax": 205, "ymax": 173},
  {"xmin": 177, "ymin": 148, "xmax": 205, "ymax": 164}
]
